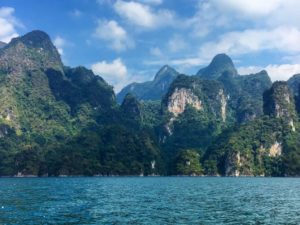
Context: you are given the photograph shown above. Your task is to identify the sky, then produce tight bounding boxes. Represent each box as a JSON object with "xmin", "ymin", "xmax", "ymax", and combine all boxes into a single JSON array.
[{"xmin": 1, "ymin": 0, "xmax": 300, "ymax": 92}]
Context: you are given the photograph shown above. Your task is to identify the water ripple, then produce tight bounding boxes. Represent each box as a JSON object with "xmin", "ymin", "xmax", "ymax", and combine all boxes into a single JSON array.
[{"xmin": 0, "ymin": 177, "xmax": 300, "ymax": 224}]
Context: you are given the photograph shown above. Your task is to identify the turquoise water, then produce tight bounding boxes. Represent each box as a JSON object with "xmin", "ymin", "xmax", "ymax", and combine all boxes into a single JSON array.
[{"xmin": 0, "ymin": 177, "xmax": 299, "ymax": 224}]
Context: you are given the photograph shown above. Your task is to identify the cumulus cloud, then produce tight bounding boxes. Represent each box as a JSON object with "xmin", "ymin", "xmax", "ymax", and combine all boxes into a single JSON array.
[
  {"xmin": 211, "ymin": 0, "xmax": 281, "ymax": 18},
  {"xmin": 94, "ymin": 19, "xmax": 134, "ymax": 51},
  {"xmin": 113, "ymin": 0, "xmax": 175, "ymax": 29},
  {"xmin": 198, "ymin": 27, "xmax": 300, "ymax": 61},
  {"xmin": 150, "ymin": 47, "xmax": 163, "ymax": 57},
  {"xmin": 238, "ymin": 64, "xmax": 300, "ymax": 81},
  {"xmin": 0, "ymin": 7, "xmax": 20, "ymax": 43},
  {"xmin": 91, "ymin": 58, "xmax": 130, "ymax": 91},
  {"xmin": 138, "ymin": 0, "xmax": 163, "ymax": 5},
  {"xmin": 53, "ymin": 36, "xmax": 66, "ymax": 55},
  {"xmin": 189, "ymin": 0, "xmax": 300, "ymax": 38}
]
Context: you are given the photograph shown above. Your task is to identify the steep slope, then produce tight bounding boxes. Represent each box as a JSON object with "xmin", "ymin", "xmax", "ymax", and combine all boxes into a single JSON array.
[
  {"xmin": 0, "ymin": 30, "xmax": 163, "ymax": 176},
  {"xmin": 0, "ymin": 41, "xmax": 6, "ymax": 49},
  {"xmin": 196, "ymin": 54, "xmax": 272, "ymax": 122},
  {"xmin": 160, "ymin": 75, "xmax": 228, "ymax": 170},
  {"xmin": 264, "ymin": 81, "xmax": 297, "ymax": 131},
  {"xmin": 203, "ymin": 81, "xmax": 300, "ymax": 176},
  {"xmin": 160, "ymin": 55, "xmax": 272, "ymax": 173},
  {"xmin": 117, "ymin": 65, "xmax": 179, "ymax": 102},
  {"xmin": 287, "ymin": 74, "xmax": 300, "ymax": 96},
  {"xmin": 0, "ymin": 30, "xmax": 67, "ymax": 134},
  {"xmin": 197, "ymin": 53, "xmax": 237, "ymax": 79},
  {"xmin": 221, "ymin": 70, "xmax": 272, "ymax": 122}
]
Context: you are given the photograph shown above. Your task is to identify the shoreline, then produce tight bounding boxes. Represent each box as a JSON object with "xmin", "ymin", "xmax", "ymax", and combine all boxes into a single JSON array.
[{"xmin": 0, "ymin": 175, "xmax": 299, "ymax": 178}]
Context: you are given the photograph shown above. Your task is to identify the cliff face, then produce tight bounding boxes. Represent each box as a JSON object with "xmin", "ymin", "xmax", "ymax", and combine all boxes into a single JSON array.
[
  {"xmin": 163, "ymin": 75, "xmax": 228, "ymax": 126},
  {"xmin": 0, "ymin": 30, "xmax": 62, "ymax": 79},
  {"xmin": 204, "ymin": 82, "xmax": 300, "ymax": 177},
  {"xmin": 0, "ymin": 30, "xmax": 165, "ymax": 177},
  {"xmin": 160, "ymin": 75, "xmax": 228, "ymax": 159},
  {"xmin": 0, "ymin": 30, "xmax": 116, "ymax": 136},
  {"xmin": 264, "ymin": 81, "xmax": 297, "ymax": 131},
  {"xmin": 167, "ymin": 88, "xmax": 202, "ymax": 117}
]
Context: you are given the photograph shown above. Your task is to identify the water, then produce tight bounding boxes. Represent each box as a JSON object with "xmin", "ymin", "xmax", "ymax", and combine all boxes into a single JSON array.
[{"xmin": 0, "ymin": 177, "xmax": 299, "ymax": 224}]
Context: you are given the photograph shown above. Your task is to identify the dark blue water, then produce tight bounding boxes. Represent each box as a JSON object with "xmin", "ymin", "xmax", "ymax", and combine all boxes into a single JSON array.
[{"xmin": 0, "ymin": 177, "xmax": 299, "ymax": 224}]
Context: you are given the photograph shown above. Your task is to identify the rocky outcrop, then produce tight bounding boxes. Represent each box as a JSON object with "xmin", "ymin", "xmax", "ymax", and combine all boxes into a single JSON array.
[
  {"xmin": 167, "ymin": 88, "xmax": 202, "ymax": 117},
  {"xmin": 264, "ymin": 81, "xmax": 297, "ymax": 131},
  {"xmin": 225, "ymin": 151, "xmax": 241, "ymax": 176},
  {"xmin": 268, "ymin": 142, "xmax": 282, "ymax": 157},
  {"xmin": 217, "ymin": 89, "xmax": 227, "ymax": 122},
  {"xmin": 0, "ymin": 30, "xmax": 63, "ymax": 79}
]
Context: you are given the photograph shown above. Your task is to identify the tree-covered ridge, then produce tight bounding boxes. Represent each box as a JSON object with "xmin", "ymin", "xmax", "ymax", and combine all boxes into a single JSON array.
[{"xmin": 0, "ymin": 30, "xmax": 300, "ymax": 177}]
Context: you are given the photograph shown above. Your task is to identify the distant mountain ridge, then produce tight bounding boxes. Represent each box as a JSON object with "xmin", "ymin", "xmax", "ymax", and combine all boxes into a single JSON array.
[
  {"xmin": 117, "ymin": 65, "xmax": 179, "ymax": 102},
  {"xmin": 0, "ymin": 41, "xmax": 6, "ymax": 49}
]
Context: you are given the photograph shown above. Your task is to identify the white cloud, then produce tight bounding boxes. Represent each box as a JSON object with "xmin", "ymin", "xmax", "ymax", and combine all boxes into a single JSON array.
[
  {"xmin": 53, "ymin": 36, "xmax": 66, "ymax": 55},
  {"xmin": 91, "ymin": 58, "xmax": 129, "ymax": 91},
  {"xmin": 113, "ymin": 0, "xmax": 175, "ymax": 29},
  {"xmin": 198, "ymin": 27, "xmax": 300, "ymax": 61},
  {"xmin": 211, "ymin": 0, "xmax": 281, "ymax": 18},
  {"xmin": 96, "ymin": 0, "xmax": 113, "ymax": 5},
  {"xmin": 150, "ymin": 47, "xmax": 163, "ymax": 57},
  {"xmin": 143, "ymin": 56, "xmax": 207, "ymax": 73},
  {"xmin": 238, "ymin": 64, "xmax": 300, "ymax": 81},
  {"xmin": 138, "ymin": 0, "xmax": 163, "ymax": 5},
  {"xmin": 168, "ymin": 35, "xmax": 187, "ymax": 53},
  {"xmin": 0, "ymin": 7, "xmax": 20, "ymax": 43},
  {"xmin": 187, "ymin": 0, "xmax": 300, "ymax": 39},
  {"xmin": 94, "ymin": 20, "xmax": 134, "ymax": 51}
]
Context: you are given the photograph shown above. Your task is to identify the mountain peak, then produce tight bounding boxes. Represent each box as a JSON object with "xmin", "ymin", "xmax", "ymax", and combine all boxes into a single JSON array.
[
  {"xmin": 197, "ymin": 53, "xmax": 237, "ymax": 79},
  {"xmin": 10, "ymin": 30, "xmax": 54, "ymax": 51},
  {"xmin": 211, "ymin": 53, "xmax": 234, "ymax": 66},
  {"xmin": 1, "ymin": 30, "xmax": 63, "ymax": 74},
  {"xmin": 117, "ymin": 65, "xmax": 179, "ymax": 102},
  {"xmin": 154, "ymin": 65, "xmax": 178, "ymax": 81}
]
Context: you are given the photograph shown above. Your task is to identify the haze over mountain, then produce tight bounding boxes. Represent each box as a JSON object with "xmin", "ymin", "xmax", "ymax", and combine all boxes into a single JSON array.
[
  {"xmin": 0, "ymin": 30, "xmax": 300, "ymax": 177},
  {"xmin": 117, "ymin": 65, "xmax": 179, "ymax": 102}
]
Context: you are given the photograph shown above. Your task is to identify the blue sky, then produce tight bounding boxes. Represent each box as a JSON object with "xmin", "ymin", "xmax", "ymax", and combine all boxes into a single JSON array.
[{"xmin": 1, "ymin": 0, "xmax": 300, "ymax": 92}]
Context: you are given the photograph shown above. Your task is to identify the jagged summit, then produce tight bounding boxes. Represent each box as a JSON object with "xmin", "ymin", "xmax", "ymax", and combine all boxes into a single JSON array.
[
  {"xmin": 287, "ymin": 73, "xmax": 300, "ymax": 96},
  {"xmin": 197, "ymin": 53, "xmax": 237, "ymax": 79},
  {"xmin": 154, "ymin": 65, "xmax": 177, "ymax": 81},
  {"xmin": 9, "ymin": 30, "xmax": 58, "ymax": 53},
  {"xmin": 117, "ymin": 65, "xmax": 179, "ymax": 102},
  {"xmin": 0, "ymin": 30, "xmax": 62, "ymax": 75}
]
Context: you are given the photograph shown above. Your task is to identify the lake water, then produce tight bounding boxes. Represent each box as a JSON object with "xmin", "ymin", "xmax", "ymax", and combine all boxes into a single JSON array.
[{"xmin": 0, "ymin": 177, "xmax": 299, "ymax": 224}]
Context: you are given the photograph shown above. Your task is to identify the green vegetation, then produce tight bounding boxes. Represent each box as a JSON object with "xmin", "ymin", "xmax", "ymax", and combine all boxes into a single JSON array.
[
  {"xmin": 174, "ymin": 149, "xmax": 203, "ymax": 175},
  {"xmin": 0, "ymin": 30, "xmax": 300, "ymax": 177}
]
